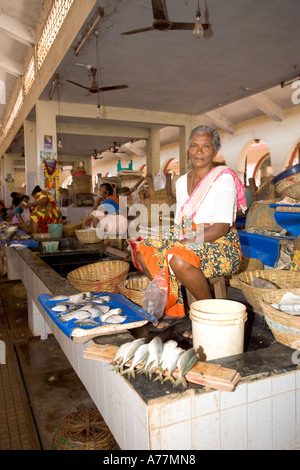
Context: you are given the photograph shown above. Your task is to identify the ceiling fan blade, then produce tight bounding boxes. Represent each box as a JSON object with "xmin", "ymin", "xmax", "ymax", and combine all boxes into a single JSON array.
[
  {"xmin": 122, "ymin": 26, "xmax": 154, "ymax": 35},
  {"xmin": 97, "ymin": 85, "xmax": 128, "ymax": 92},
  {"xmin": 66, "ymin": 80, "xmax": 91, "ymax": 91},
  {"xmin": 152, "ymin": 0, "xmax": 168, "ymax": 21}
]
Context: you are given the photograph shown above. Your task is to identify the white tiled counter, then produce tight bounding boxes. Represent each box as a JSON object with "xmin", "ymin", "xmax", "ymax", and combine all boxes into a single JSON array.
[{"xmin": 5, "ymin": 245, "xmax": 300, "ymax": 450}]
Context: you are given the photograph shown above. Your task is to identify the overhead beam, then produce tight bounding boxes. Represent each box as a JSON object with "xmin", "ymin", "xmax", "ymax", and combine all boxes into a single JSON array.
[
  {"xmin": 250, "ymin": 93, "xmax": 283, "ymax": 121},
  {"xmin": 0, "ymin": 11, "xmax": 35, "ymax": 46},
  {"xmin": 205, "ymin": 110, "xmax": 235, "ymax": 134},
  {"xmin": 56, "ymin": 101, "xmax": 195, "ymax": 127},
  {"xmin": 59, "ymin": 122, "xmax": 150, "ymax": 140},
  {"xmin": 0, "ymin": 53, "xmax": 23, "ymax": 77}
]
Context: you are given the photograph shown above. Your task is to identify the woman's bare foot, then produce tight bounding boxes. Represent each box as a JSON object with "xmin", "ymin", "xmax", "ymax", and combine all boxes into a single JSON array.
[{"xmin": 182, "ymin": 327, "xmax": 192, "ymax": 340}]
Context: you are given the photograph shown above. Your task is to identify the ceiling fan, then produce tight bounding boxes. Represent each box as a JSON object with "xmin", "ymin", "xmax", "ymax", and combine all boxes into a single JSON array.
[
  {"xmin": 67, "ymin": 31, "xmax": 128, "ymax": 94},
  {"xmin": 67, "ymin": 67, "xmax": 128, "ymax": 94},
  {"xmin": 109, "ymin": 142, "xmax": 128, "ymax": 154},
  {"xmin": 122, "ymin": 0, "xmax": 209, "ymax": 35}
]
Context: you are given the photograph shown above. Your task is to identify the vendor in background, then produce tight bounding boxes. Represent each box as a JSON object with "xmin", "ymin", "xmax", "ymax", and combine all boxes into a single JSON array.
[
  {"xmin": 91, "ymin": 183, "xmax": 119, "ymax": 213},
  {"xmin": 12, "ymin": 195, "xmax": 30, "ymax": 224},
  {"xmin": 136, "ymin": 125, "xmax": 247, "ymax": 335},
  {"xmin": 26, "ymin": 185, "xmax": 62, "ymax": 234},
  {"xmin": 7, "ymin": 192, "xmax": 21, "ymax": 217}
]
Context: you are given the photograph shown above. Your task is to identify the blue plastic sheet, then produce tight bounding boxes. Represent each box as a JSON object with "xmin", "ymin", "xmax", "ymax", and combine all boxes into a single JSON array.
[
  {"xmin": 237, "ymin": 230, "xmax": 294, "ymax": 267},
  {"xmin": 39, "ymin": 292, "xmax": 157, "ymax": 339}
]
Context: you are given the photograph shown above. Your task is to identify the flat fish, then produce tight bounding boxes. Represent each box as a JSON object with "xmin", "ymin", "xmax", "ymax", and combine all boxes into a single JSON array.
[
  {"xmin": 59, "ymin": 309, "xmax": 91, "ymax": 323},
  {"xmin": 49, "ymin": 295, "xmax": 69, "ymax": 301},
  {"xmin": 103, "ymin": 314, "xmax": 126, "ymax": 324},
  {"xmin": 74, "ymin": 318, "xmax": 99, "ymax": 326},
  {"xmin": 51, "ymin": 304, "xmax": 68, "ymax": 313}
]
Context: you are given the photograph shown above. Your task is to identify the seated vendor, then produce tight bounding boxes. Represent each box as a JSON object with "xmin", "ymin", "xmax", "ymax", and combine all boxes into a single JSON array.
[
  {"xmin": 92, "ymin": 183, "xmax": 119, "ymax": 213},
  {"xmin": 12, "ymin": 195, "xmax": 30, "ymax": 224},
  {"xmin": 136, "ymin": 125, "xmax": 247, "ymax": 336},
  {"xmin": 27, "ymin": 185, "xmax": 62, "ymax": 234}
]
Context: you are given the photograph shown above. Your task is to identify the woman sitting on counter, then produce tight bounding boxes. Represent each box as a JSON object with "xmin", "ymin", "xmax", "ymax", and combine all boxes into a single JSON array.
[
  {"xmin": 26, "ymin": 185, "xmax": 62, "ymax": 234},
  {"xmin": 136, "ymin": 125, "xmax": 247, "ymax": 335}
]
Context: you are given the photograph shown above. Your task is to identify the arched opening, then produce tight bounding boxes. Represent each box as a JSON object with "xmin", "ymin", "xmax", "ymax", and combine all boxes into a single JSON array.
[
  {"xmin": 288, "ymin": 142, "xmax": 300, "ymax": 166},
  {"xmin": 244, "ymin": 140, "xmax": 271, "ymax": 187},
  {"xmin": 139, "ymin": 164, "xmax": 147, "ymax": 177},
  {"xmin": 163, "ymin": 158, "xmax": 180, "ymax": 177}
]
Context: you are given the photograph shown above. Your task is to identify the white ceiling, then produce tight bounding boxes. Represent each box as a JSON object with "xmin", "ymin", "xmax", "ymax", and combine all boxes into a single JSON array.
[{"xmin": 1, "ymin": 0, "xmax": 300, "ymax": 162}]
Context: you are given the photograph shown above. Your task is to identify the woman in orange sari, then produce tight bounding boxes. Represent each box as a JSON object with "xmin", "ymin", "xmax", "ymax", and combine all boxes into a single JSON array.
[{"xmin": 136, "ymin": 125, "xmax": 246, "ymax": 333}]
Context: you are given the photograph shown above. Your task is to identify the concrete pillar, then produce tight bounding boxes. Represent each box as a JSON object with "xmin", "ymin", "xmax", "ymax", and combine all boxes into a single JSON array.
[
  {"xmin": 2, "ymin": 153, "xmax": 15, "ymax": 206},
  {"xmin": 35, "ymin": 100, "xmax": 58, "ymax": 193},
  {"xmin": 179, "ymin": 118, "xmax": 198, "ymax": 175},
  {"xmin": 24, "ymin": 119, "xmax": 37, "ymax": 197},
  {"xmin": 146, "ymin": 128, "xmax": 160, "ymax": 177}
]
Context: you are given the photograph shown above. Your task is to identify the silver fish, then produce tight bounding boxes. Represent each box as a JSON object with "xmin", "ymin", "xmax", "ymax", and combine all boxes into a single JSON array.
[
  {"xmin": 162, "ymin": 347, "xmax": 184, "ymax": 384},
  {"xmin": 68, "ymin": 293, "xmax": 86, "ymax": 303},
  {"xmin": 51, "ymin": 304, "xmax": 68, "ymax": 312},
  {"xmin": 116, "ymin": 338, "xmax": 145, "ymax": 373},
  {"xmin": 138, "ymin": 336, "xmax": 163, "ymax": 377},
  {"xmin": 106, "ymin": 307, "xmax": 123, "ymax": 315},
  {"xmin": 159, "ymin": 340, "xmax": 178, "ymax": 368},
  {"xmin": 153, "ymin": 343, "xmax": 181, "ymax": 383},
  {"xmin": 121, "ymin": 343, "xmax": 149, "ymax": 378},
  {"xmin": 93, "ymin": 295, "xmax": 112, "ymax": 304},
  {"xmin": 103, "ymin": 314, "xmax": 126, "ymax": 324},
  {"xmin": 59, "ymin": 309, "xmax": 92, "ymax": 323},
  {"xmin": 74, "ymin": 318, "xmax": 99, "ymax": 327},
  {"xmin": 111, "ymin": 342, "xmax": 132, "ymax": 367},
  {"xmin": 49, "ymin": 295, "xmax": 69, "ymax": 301},
  {"xmin": 174, "ymin": 348, "xmax": 199, "ymax": 389},
  {"xmin": 94, "ymin": 304, "xmax": 111, "ymax": 314}
]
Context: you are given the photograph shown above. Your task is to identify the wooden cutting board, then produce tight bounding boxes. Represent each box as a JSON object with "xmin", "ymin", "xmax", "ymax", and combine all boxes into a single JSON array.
[{"xmin": 83, "ymin": 343, "xmax": 241, "ymax": 392}]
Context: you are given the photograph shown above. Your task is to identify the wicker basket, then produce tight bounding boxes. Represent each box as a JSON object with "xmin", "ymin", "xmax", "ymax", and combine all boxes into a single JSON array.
[
  {"xmin": 260, "ymin": 289, "xmax": 300, "ymax": 348},
  {"xmin": 238, "ymin": 269, "xmax": 300, "ymax": 314},
  {"xmin": 52, "ymin": 409, "xmax": 117, "ymax": 450},
  {"xmin": 245, "ymin": 199, "xmax": 283, "ymax": 232},
  {"xmin": 228, "ymin": 257, "xmax": 264, "ymax": 289},
  {"xmin": 67, "ymin": 260, "xmax": 130, "ymax": 293},
  {"xmin": 75, "ymin": 229, "xmax": 100, "ymax": 244},
  {"xmin": 275, "ymin": 172, "xmax": 300, "ymax": 200},
  {"xmin": 118, "ymin": 276, "xmax": 150, "ymax": 307},
  {"xmin": 62, "ymin": 223, "xmax": 82, "ymax": 237}
]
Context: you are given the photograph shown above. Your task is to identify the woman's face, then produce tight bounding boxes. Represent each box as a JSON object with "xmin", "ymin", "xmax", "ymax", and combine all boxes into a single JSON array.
[{"xmin": 188, "ymin": 132, "xmax": 217, "ymax": 170}]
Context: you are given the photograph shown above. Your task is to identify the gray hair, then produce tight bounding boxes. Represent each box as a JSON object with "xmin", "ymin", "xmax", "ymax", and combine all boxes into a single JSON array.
[{"xmin": 187, "ymin": 125, "xmax": 221, "ymax": 152}]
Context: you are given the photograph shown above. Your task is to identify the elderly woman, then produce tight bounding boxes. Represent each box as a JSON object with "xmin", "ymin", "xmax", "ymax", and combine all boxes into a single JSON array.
[
  {"xmin": 27, "ymin": 185, "xmax": 62, "ymax": 234},
  {"xmin": 136, "ymin": 125, "xmax": 246, "ymax": 333}
]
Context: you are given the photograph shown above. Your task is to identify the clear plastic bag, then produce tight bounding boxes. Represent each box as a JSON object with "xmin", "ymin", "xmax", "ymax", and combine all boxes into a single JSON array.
[
  {"xmin": 142, "ymin": 270, "xmax": 168, "ymax": 319},
  {"xmin": 153, "ymin": 170, "xmax": 166, "ymax": 191},
  {"xmin": 251, "ymin": 277, "xmax": 277, "ymax": 289}
]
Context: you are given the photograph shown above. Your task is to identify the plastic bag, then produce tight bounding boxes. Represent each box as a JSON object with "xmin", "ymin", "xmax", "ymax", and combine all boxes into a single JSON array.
[
  {"xmin": 153, "ymin": 170, "xmax": 166, "ymax": 191},
  {"xmin": 251, "ymin": 277, "xmax": 277, "ymax": 289},
  {"xmin": 142, "ymin": 270, "xmax": 168, "ymax": 319}
]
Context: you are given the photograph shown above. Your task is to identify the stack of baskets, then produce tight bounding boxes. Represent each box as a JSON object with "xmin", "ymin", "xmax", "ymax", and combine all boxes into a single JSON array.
[
  {"xmin": 228, "ymin": 257, "xmax": 264, "ymax": 289},
  {"xmin": 118, "ymin": 276, "xmax": 150, "ymax": 307},
  {"xmin": 245, "ymin": 198, "xmax": 283, "ymax": 232},
  {"xmin": 272, "ymin": 164, "xmax": 300, "ymax": 200},
  {"xmin": 67, "ymin": 260, "xmax": 130, "ymax": 293},
  {"xmin": 52, "ymin": 409, "xmax": 117, "ymax": 451},
  {"xmin": 260, "ymin": 288, "xmax": 300, "ymax": 349},
  {"xmin": 238, "ymin": 269, "xmax": 300, "ymax": 314}
]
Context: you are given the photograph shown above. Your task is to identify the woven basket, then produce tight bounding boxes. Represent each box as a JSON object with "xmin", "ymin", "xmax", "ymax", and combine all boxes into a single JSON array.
[
  {"xmin": 245, "ymin": 199, "xmax": 283, "ymax": 232},
  {"xmin": 228, "ymin": 257, "xmax": 264, "ymax": 289},
  {"xmin": 75, "ymin": 229, "xmax": 100, "ymax": 244},
  {"xmin": 118, "ymin": 276, "xmax": 150, "ymax": 307},
  {"xmin": 275, "ymin": 172, "xmax": 300, "ymax": 200},
  {"xmin": 260, "ymin": 289, "xmax": 300, "ymax": 348},
  {"xmin": 238, "ymin": 269, "xmax": 300, "ymax": 314},
  {"xmin": 67, "ymin": 260, "xmax": 130, "ymax": 293},
  {"xmin": 62, "ymin": 223, "xmax": 82, "ymax": 237},
  {"xmin": 51, "ymin": 409, "xmax": 117, "ymax": 450}
]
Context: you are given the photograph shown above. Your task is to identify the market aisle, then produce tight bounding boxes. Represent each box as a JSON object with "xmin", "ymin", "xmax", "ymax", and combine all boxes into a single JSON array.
[{"xmin": 0, "ymin": 279, "xmax": 95, "ymax": 450}]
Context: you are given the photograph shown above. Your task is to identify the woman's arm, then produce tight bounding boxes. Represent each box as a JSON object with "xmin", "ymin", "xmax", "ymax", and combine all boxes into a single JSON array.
[{"xmin": 180, "ymin": 222, "xmax": 230, "ymax": 245}]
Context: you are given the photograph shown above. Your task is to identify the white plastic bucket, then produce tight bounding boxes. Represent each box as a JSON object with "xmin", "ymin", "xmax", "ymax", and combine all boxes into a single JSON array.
[{"xmin": 190, "ymin": 299, "xmax": 247, "ymax": 361}]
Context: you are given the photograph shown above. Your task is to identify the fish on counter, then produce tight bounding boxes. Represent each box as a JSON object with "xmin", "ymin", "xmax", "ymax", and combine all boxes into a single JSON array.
[{"xmin": 111, "ymin": 338, "xmax": 199, "ymax": 388}]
